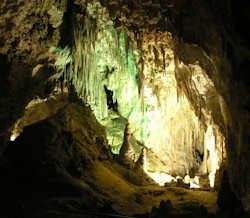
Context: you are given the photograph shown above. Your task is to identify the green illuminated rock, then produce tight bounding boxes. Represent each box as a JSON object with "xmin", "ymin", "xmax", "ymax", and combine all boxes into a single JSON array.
[{"xmin": 60, "ymin": 2, "xmax": 146, "ymax": 154}]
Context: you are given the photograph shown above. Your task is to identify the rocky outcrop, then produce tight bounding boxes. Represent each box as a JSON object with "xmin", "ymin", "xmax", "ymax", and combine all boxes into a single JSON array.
[
  {"xmin": 0, "ymin": 98, "xmax": 220, "ymax": 217},
  {"xmin": 0, "ymin": 0, "xmax": 68, "ymax": 151},
  {"xmin": 0, "ymin": 101, "xmax": 113, "ymax": 218}
]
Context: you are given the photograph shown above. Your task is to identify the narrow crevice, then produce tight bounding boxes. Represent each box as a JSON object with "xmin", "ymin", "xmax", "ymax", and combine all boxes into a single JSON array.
[
  {"xmin": 104, "ymin": 85, "xmax": 118, "ymax": 112},
  {"xmin": 58, "ymin": 0, "xmax": 74, "ymax": 48}
]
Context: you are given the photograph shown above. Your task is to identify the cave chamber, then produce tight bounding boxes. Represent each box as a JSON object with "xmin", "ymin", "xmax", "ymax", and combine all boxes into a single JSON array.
[{"xmin": 0, "ymin": 0, "xmax": 249, "ymax": 218}]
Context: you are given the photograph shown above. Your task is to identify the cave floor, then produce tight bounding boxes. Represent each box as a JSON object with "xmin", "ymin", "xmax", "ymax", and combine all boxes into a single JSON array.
[
  {"xmin": 0, "ymin": 102, "xmax": 219, "ymax": 218},
  {"xmin": 82, "ymin": 158, "xmax": 218, "ymax": 216}
]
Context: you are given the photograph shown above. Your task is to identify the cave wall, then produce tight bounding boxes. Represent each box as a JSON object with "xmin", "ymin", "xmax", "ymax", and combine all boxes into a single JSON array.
[
  {"xmin": 67, "ymin": 1, "xmax": 209, "ymax": 180},
  {"xmin": 101, "ymin": 0, "xmax": 250, "ymax": 209},
  {"xmin": 99, "ymin": 0, "xmax": 227, "ymax": 187},
  {"xmin": 0, "ymin": 102, "xmax": 113, "ymax": 218},
  {"xmin": 0, "ymin": 0, "xmax": 69, "ymax": 151},
  {"xmin": 0, "ymin": 0, "xmax": 250, "ymax": 212}
]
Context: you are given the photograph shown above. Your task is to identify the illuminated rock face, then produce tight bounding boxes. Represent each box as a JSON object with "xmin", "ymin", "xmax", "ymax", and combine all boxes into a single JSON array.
[
  {"xmin": 0, "ymin": 0, "xmax": 227, "ymax": 194},
  {"xmin": 49, "ymin": 0, "xmax": 226, "ymax": 187}
]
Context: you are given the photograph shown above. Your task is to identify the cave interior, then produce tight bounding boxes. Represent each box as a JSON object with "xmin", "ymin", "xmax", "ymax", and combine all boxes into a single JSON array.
[{"xmin": 0, "ymin": 0, "xmax": 250, "ymax": 218}]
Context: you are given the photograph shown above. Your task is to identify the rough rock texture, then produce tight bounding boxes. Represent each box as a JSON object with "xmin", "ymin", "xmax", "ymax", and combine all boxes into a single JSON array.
[
  {"xmin": 11, "ymin": 92, "xmax": 69, "ymax": 139},
  {"xmin": 0, "ymin": 101, "xmax": 113, "ymax": 218},
  {"xmin": 0, "ymin": 0, "xmax": 67, "ymax": 151},
  {"xmin": 63, "ymin": 0, "xmax": 226, "ymax": 189},
  {"xmin": 102, "ymin": 0, "xmax": 250, "ymax": 211},
  {"xmin": 0, "ymin": 0, "xmax": 250, "ymax": 215},
  {"xmin": 0, "ymin": 99, "xmax": 221, "ymax": 217}
]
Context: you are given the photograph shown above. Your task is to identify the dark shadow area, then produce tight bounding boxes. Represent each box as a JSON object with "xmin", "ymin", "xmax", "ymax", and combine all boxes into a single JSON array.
[
  {"xmin": 59, "ymin": 0, "xmax": 74, "ymax": 48},
  {"xmin": 0, "ymin": 54, "xmax": 11, "ymax": 96},
  {"xmin": 0, "ymin": 120, "xmax": 117, "ymax": 218},
  {"xmin": 104, "ymin": 85, "xmax": 118, "ymax": 112},
  {"xmin": 217, "ymin": 171, "xmax": 246, "ymax": 217}
]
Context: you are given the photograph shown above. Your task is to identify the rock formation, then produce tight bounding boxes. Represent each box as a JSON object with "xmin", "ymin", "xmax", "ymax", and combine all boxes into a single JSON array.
[{"xmin": 0, "ymin": 0, "xmax": 249, "ymax": 217}]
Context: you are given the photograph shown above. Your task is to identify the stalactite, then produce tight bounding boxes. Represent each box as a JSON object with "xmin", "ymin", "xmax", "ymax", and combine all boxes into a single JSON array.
[
  {"xmin": 72, "ymin": 14, "xmax": 109, "ymax": 119},
  {"xmin": 140, "ymin": 58, "xmax": 145, "ymax": 115}
]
